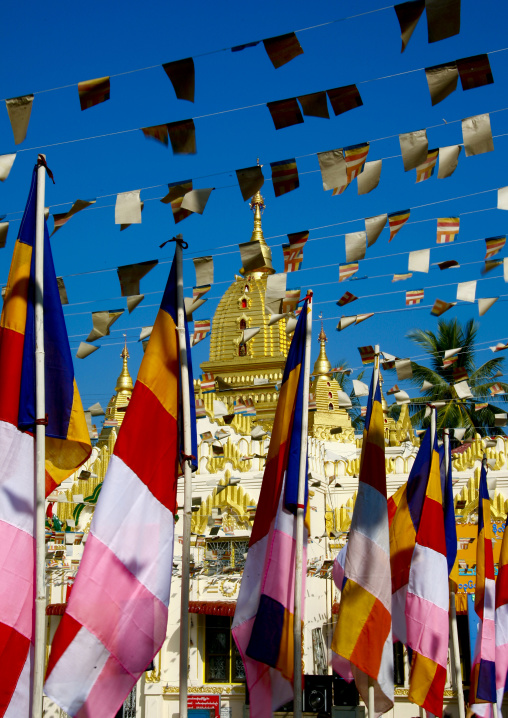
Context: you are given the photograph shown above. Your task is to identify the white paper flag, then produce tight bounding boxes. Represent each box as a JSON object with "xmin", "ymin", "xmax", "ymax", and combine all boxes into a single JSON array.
[
  {"xmin": 181, "ymin": 188, "xmax": 213, "ymax": 214},
  {"xmin": 399, "ymin": 129, "xmax": 429, "ymax": 172},
  {"xmin": 504, "ymin": 258, "xmax": 508, "ymax": 283},
  {"xmin": 408, "ymin": 249, "xmax": 430, "ymax": 273},
  {"xmin": 115, "ymin": 191, "xmax": 142, "ymax": 225},
  {"xmin": 396, "ymin": 359, "xmax": 412, "ymax": 380},
  {"xmin": 365, "ymin": 214, "xmax": 387, "ymax": 247},
  {"xmin": 478, "ymin": 297, "xmax": 498, "ymax": 316},
  {"xmin": 357, "ymin": 160, "xmax": 382, "ymax": 195},
  {"xmin": 337, "ymin": 390, "xmax": 352, "ymax": 408},
  {"xmin": 454, "ymin": 381, "xmax": 473, "ymax": 399},
  {"xmin": 345, "ymin": 232, "xmax": 366, "ymax": 262},
  {"xmin": 437, "ymin": 145, "xmax": 461, "ymax": 178},
  {"xmin": 317, "ymin": 149, "xmax": 347, "ymax": 191},
  {"xmin": 498, "ymin": 186, "xmax": 508, "ymax": 210},
  {"xmin": 457, "ymin": 281, "xmax": 476, "ymax": 303},
  {"xmin": 352, "ymin": 379, "xmax": 369, "ymax": 397},
  {"xmin": 76, "ymin": 342, "xmax": 99, "ymax": 359},
  {"xmin": 6, "ymin": 95, "xmax": 34, "ymax": 144},
  {"xmin": 462, "ymin": 114, "xmax": 494, "ymax": 157},
  {"xmin": 394, "ymin": 390, "xmax": 411, "ymax": 405},
  {"xmin": 0, "ymin": 154, "xmax": 16, "ymax": 181},
  {"xmin": 444, "ymin": 348, "xmax": 462, "ymax": 359}
]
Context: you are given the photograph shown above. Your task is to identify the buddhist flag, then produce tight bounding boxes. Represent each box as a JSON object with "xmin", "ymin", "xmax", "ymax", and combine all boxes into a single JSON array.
[
  {"xmin": 393, "ymin": 273, "xmax": 413, "ymax": 282},
  {"xmin": 162, "ymin": 57, "xmax": 195, "ymax": 102},
  {"xmin": 415, "ymin": 149, "xmax": 439, "ymax": 182},
  {"xmin": 406, "ymin": 289, "xmax": 424, "ymax": 305},
  {"xmin": 431, "ymin": 299, "xmax": 456, "ymax": 316},
  {"xmin": 51, "ymin": 199, "xmax": 96, "ymax": 236},
  {"xmin": 331, "ymin": 366, "xmax": 393, "ymax": 715},
  {"xmin": 45, "ymin": 249, "xmax": 197, "ymax": 718},
  {"xmin": 191, "ymin": 319, "xmax": 211, "ymax": 347},
  {"xmin": 232, "ymin": 300, "xmax": 311, "ymax": 718},
  {"xmin": 485, "ymin": 236, "xmax": 506, "ymax": 260},
  {"xmin": 388, "ymin": 209, "xmax": 410, "ymax": 242},
  {"xmin": 457, "ymin": 54, "xmax": 494, "ymax": 91},
  {"xmin": 271, "ymin": 159, "xmax": 299, "ymax": 197},
  {"xmin": 453, "ymin": 367, "xmax": 468, "ymax": 382},
  {"xmin": 0, "ymin": 165, "xmax": 91, "ymax": 715},
  {"xmin": 327, "ymin": 85, "xmax": 363, "ymax": 116},
  {"xmin": 201, "ymin": 372, "xmax": 215, "ymax": 393},
  {"xmin": 267, "ymin": 98, "xmax": 303, "ymax": 130},
  {"xmin": 339, "ymin": 263, "xmax": 359, "ymax": 282},
  {"xmin": 334, "ymin": 143, "xmax": 370, "ymax": 194},
  {"xmin": 263, "ymin": 32, "xmax": 303, "ymax": 68},
  {"xmin": 195, "ymin": 398, "xmax": 207, "ymax": 419},
  {"xmin": 469, "ymin": 464, "xmax": 496, "ymax": 709},
  {"xmin": 78, "ymin": 77, "xmax": 110, "ymax": 110},
  {"xmin": 358, "ymin": 345, "xmax": 376, "ymax": 364},
  {"xmin": 282, "ymin": 289, "xmax": 300, "ymax": 313},
  {"xmin": 337, "ymin": 292, "xmax": 358, "ymax": 307},
  {"xmin": 141, "ymin": 124, "xmax": 169, "ymax": 146},
  {"xmin": 193, "ymin": 285, "xmax": 211, "ymax": 302},
  {"xmin": 495, "ymin": 519, "xmax": 508, "ymax": 714},
  {"xmin": 167, "ymin": 119, "xmax": 196, "ymax": 154},
  {"xmin": 405, "ymin": 421, "xmax": 449, "ymax": 714},
  {"xmin": 437, "ymin": 217, "xmax": 459, "ymax": 244},
  {"xmin": 283, "ymin": 234, "xmax": 307, "ymax": 273},
  {"xmin": 161, "ymin": 180, "xmax": 193, "ymax": 224}
]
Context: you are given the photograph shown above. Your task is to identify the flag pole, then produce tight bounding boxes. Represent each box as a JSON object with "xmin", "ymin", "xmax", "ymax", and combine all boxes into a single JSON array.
[
  {"xmin": 368, "ymin": 345, "xmax": 381, "ymax": 718},
  {"xmin": 32, "ymin": 157, "xmax": 47, "ymax": 718},
  {"xmin": 176, "ymin": 236, "xmax": 193, "ymax": 718},
  {"xmin": 293, "ymin": 291, "xmax": 313, "ymax": 718},
  {"xmin": 445, "ymin": 429, "xmax": 465, "ymax": 718}
]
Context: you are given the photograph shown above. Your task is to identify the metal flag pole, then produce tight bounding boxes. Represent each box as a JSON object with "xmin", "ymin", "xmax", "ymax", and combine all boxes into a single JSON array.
[
  {"xmin": 368, "ymin": 346, "xmax": 381, "ymax": 718},
  {"xmin": 293, "ymin": 292, "xmax": 313, "ymax": 718},
  {"xmin": 445, "ymin": 429, "xmax": 465, "ymax": 718},
  {"xmin": 176, "ymin": 236, "xmax": 193, "ymax": 718},
  {"xmin": 32, "ymin": 158, "xmax": 47, "ymax": 718}
]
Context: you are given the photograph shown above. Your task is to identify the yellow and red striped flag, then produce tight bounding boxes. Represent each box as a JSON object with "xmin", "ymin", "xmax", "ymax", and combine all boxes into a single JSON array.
[
  {"xmin": 201, "ymin": 372, "xmax": 215, "ymax": 392},
  {"xmin": 437, "ymin": 217, "xmax": 460, "ymax": 244},
  {"xmin": 337, "ymin": 291, "xmax": 358, "ymax": 306},
  {"xmin": 415, "ymin": 149, "xmax": 439, "ymax": 182},
  {"xmin": 431, "ymin": 299, "xmax": 456, "ymax": 316},
  {"xmin": 453, "ymin": 367, "xmax": 468, "ymax": 382},
  {"xmin": 393, "ymin": 273, "xmax": 413, "ymax": 282},
  {"xmin": 193, "ymin": 285, "xmax": 211, "ymax": 302},
  {"xmin": 282, "ymin": 244, "xmax": 303, "ymax": 272},
  {"xmin": 406, "ymin": 289, "xmax": 424, "ymax": 305},
  {"xmin": 192, "ymin": 319, "xmax": 211, "ymax": 347},
  {"xmin": 475, "ymin": 403, "xmax": 488, "ymax": 411},
  {"xmin": 442, "ymin": 355, "xmax": 458, "ymax": 368},
  {"xmin": 339, "ymin": 263, "xmax": 359, "ymax": 282},
  {"xmin": 332, "ymin": 142, "xmax": 369, "ymax": 195},
  {"xmin": 282, "ymin": 288, "xmax": 300, "ymax": 313},
  {"xmin": 485, "ymin": 235, "xmax": 506, "ymax": 259},
  {"xmin": 490, "ymin": 383, "xmax": 504, "ymax": 396},
  {"xmin": 387, "ymin": 384, "xmax": 400, "ymax": 395},
  {"xmin": 358, "ymin": 345, "xmax": 376, "ymax": 364},
  {"xmin": 270, "ymin": 159, "xmax": 299, "ymax": 197},
  {"xmin": 388, "ymin": 209, "xmax": 411, "ymax": 242}
]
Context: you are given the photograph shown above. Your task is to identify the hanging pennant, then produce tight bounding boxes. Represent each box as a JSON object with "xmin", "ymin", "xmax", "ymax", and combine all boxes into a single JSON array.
[
  {"xmin": 181, "ymin": 188, "xmax": 213, "ymax": 215},
  {"xmin": 0, "ymin": 222, "xmax": 8, "ymax": 249},
  {"xmin": 231, "ymin": 41, "xmax": 260, "ymax": 52},
  {"xmin": 184, "ymin": 296, "xmax": 206, "ymax": 320},
  {"xmin": 192, "ymin": 319, "xmax": 211, "ymax": 346},
  {"xmin": 318, "ymin": 149, "xmax": 347, "ymax": 191},
  {"xmin": 282, "ymin": 244, "xmax": 303, "ymax": 273},
  {"xmin": 263, "ymin": 32, "xmax": 304, "ymax": 68},
  {"xmin": 117, "ymin": 260, "xmax": 158, "ymax": 296},
  {"xmin": 51, "ymin": 199, "xmax": 97, "ymax": 236},
  {"xmin": 498, "ymin": 187, "xmax": 508, "ymax": 210},
  {"xmin": 139, "ymin": 326, "xmax": 153, "ymax": 342},
  {"xmin": 282, "ymin": 289, "xmax": 300, "ymax": 314},
  {"xmin": 193, "ymin": 285, "xmax": 211, "ymax": 302},
  {"xmin": 490, "ymin": 383, "xmax": 504, "ymax": 397},
  {"xmin": 0, "ymin": 154, "xmax": 16, "ymax": 181},
  {"xmin": 408, "ymin": 249, "xmax": 430, "ymax": 273},
  {"xmin": 399, "ymin": 129, "xmax": 429, "ymax": 172},
  {"xmin": 438, "ymin": 145, "xmax": 461, "ymax": 178},
  {"xmin": 485, "ymin": 236, "xmax": 506, "ymax": 260},
  {"xmin": 265, "ymin": 273, "xmax": 287, "ymax": 311},
  {"xmin": 415, "ymin": 149, "xmax": 439, "ymax": 182},
  {"xmin": 437, "ymin": 217, "xmax": 459, "ymax": 243},
  {"xmin": 365, "ymin": 214, "xmax": 387, "ymax": 246},
  {"xmin": 457, "ymin": 54, "xmax": 494, "ymax": 91},
  {"xmin": 345, "ymin": 232, "xmax": 366, "ymax": 263},
  {"xmin": 393, "ymin": 273, "xmax": 413, "ymax": 282},
  {"xmin": 86, "ymin": 309, "xmax": 124, "ymax": 342},
  {"xmin": 425, "ymin": 62, "xmax": 458, "ymax": 105},
  {"xmin": 426, "ymin": 0, "xmax": 461, "ymax": 44},
  {"xmin": 236, "ymin": 165, "xmax": 265, "ymax": 201},
  {"xmin": 115, "ymin": 191, "xmax": 142, "ymax": 225},
  {"xmin": 120, "ymin": 201, "xmax": 144, "ymax": 231},
  {"xmin": 437, "ymin": 260, "xmax": 459, "ymax": 270},
  {"xmin": 298, "ymin": 92, "xmax": 329, "ymax": 119},
  {"xmin": 394, "ymin": 0, "xmax": 425, "ymax": 52},
  {"xmin": 457, "ymin": 281, "xmax": 476, "ymax": 303},
  {"xmin": 201, "ymin": 372, "xmax": 215, "ymax": 393},
  {"xmin": 339, "ymin": 263, "xmax": 359, "ymax": 282},
  {"xmin": 195, "ymin": 398, "xmax": 207, "ymax": 419},
  {"xmin": 337, "ymin": 291, "xmax": 358, "ymax": 307},
  {"xmin": 462, "ymin": 113, "xmax": 493, "ymax": 156},
  {"xmin": 162, "ymin": 57, "xmax": 195, "ymax": 102},
  {"xmin": 482, "ymin": 259, "xmax": 502, "ymax": 275},
  {"xmin": 161, "ymin": 179, "xmax": 193, "ymax": 223},
  {"xmin": 478, "ymin": 297, "xmax": 498, "ymax": 317},
  {"xmin": 271, "ymin": 159, "xmax": 299, "ymax": 197},
  {"xmin": 5, "ymin": 95, "xmax": 34, "ymax": 144},
  {"xmin": 333, "ymin": 143, "xmax": 370, "ymax": 194},
  {"xmin": 242, "ymin": 328, "xmax": 260, "ymax": 343},
  {"xmin": 141, "ymin": 124, "xmax": 169, "ymax": 146},
  {"xmin": 78, "ymin": 77, "xmax": 110, "ymax": 111},
  {"xmin": 127, "ymin": 295, "xmax": 144, "ymax": 314},
  {"xmin": 76, "ymin": 342, "xmax": 100, "ymax": 359},
  {"xmin": 395, "ymin": 359, "xmax": 413, "ymax": 380},
  {"xmin": 167, "ymin": 118, "xmax": 196, "ymax": 154},
  {"xmin": 358, "ymin": 160, "xmax": 382, "ymax": 195},
  {"xmin": 193, "ymin": 256, "xmax": 214, "ymax": 286},
  {"xmin": 240, "ymin": 241, "xmax": 267, "ymax": 273},
  {"xmin": 388, "ymin": 209, "xmax": 410, "ymax": 242},
  {"xmin": 358, "ymin": 346, "xmax": 376, "ymax": 364},
  {"xmin": 452, "ymin": 367, "xmax": 468, "ymax": 382},
  {"xmin": 327, "ymin": 85, "xmax": 363, "ymax": 116},
  {"xmin": 267, "ymin": 97, "xmax": 304, "ymax": 130},
  {"xmin": 56, "ymin": 277, "xmax": 69, "ymax": 305},
  {"xmin": 406, "ymin": 289, "xmax": 424, "ymax": 305},
  {"xmin": 431, "ymin": 299, "xmax": 456, "ymax": 316}
]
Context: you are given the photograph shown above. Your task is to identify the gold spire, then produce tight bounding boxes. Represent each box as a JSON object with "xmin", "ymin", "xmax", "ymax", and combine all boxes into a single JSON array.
[
  {"xmin": 313, "ymin": 315, "xmax": 332, "ymax": 376},
  {"xmin": 250, "ymin": 191, "xmax": 266, "ymax": 243},
  {"xmin": 115, "ymin": 339, "xmax": 133, "ymax": 394}
]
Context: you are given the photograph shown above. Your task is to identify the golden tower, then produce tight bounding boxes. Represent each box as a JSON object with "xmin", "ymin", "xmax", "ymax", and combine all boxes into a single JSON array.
[{"xmin": 98, "ymin": 340, "xmax": 133, "ymax": 444}]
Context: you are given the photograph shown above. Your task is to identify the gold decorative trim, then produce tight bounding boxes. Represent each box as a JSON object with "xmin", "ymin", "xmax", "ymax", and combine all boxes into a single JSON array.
[
  {"xmin": 163, "ymin": 685, "xmax": 246, "ymax": 695},
  {"xmin": 145, "ymin": 650, "xmax": 162, "ymax": 683}
]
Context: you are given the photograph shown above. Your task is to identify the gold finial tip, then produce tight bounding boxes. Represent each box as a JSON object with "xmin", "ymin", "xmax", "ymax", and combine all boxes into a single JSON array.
[{"xmin": 249, "ymin": 190, "xmax": 265, "ymax": 211}]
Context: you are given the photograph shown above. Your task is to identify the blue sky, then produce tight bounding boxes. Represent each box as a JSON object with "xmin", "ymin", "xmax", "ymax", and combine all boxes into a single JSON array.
[{"xmin": 1, "ymin": 0, "xmax": 507, "ymax": 418}]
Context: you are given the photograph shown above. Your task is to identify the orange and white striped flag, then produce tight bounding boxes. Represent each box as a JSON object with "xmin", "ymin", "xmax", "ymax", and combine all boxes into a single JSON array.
[
  {"xmin": 431, "ymin": 299, "xmax": 456, "ymax": 316},
  {"xmin": 339, "ymin": 263, "xmax": 359, "ymax": 282},
  {"xmin": 388, "ymin": 209, "xmax": 410, "ymax": 242},
  {"xmin": 406, "ymin": 289, "xmax": 424, "ymax": 305},
  {"xmin": 437, "ymin": 217, "xmax": 460, "ymax": 244},
  {"xmin": 485, "ymin": 235, "xmax": 506, "ymax": 259},
  {"xmin": 415, "ymin": 149, "xmax": 439, "ymax": 182}
]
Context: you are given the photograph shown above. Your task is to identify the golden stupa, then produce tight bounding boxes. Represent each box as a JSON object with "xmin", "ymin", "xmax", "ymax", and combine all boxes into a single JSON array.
[{"xmin": 98, "ymin": 340, "xmax": 133, "ymax": 445}]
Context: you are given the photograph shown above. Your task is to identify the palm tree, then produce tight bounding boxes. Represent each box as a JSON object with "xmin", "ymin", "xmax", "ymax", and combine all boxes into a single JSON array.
[
  {"xmin": 332, "ymin": 360, "xmax": 365, "ymax": 431},
  {"xmin": 401, "ymin": 318, "xmax": 508, "ymax": 436}
]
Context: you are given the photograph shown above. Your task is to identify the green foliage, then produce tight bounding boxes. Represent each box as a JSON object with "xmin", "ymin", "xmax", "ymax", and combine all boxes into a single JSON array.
[{"xmin": 400, "ymin": 318, "xmax": 508, "ymax": 436}]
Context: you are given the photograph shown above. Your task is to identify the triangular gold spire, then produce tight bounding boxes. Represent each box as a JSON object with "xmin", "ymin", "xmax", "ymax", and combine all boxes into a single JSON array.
[
  {"xmin": 115, "ymin": 337, "xmax": 133, "ymax": 394},
  {"xmin": 240, "ymin": 184, "xmax": 274, "ymax": 274},
  {"xmin": 313, "ymin": 315, "xmax": 332, "ymax": 376}
]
